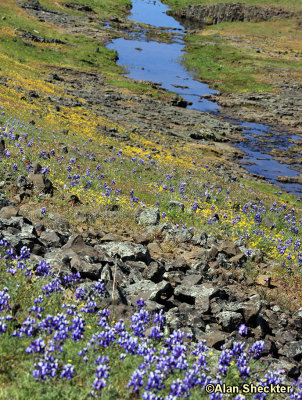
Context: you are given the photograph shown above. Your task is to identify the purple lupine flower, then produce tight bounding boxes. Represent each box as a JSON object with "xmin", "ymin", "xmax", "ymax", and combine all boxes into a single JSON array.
[
  {"xmin": 75, "ymin": 287, "xmax": 87, "ymax": 300},
  {"xmin": 94, "ymin": 279, "xmax": 105, "ymax": 294},
  {"xmin": 13, "ymin": 316, "xmax": 36, "ymax": 337},
  {"xmin": 92, "ymin": 362, "xmax": 110, "ymax": 391},
  {"xmin": 36, "ymin": 260, "xmax": 51, "ymax": 276},
  {"xmin": 250, "ymin": 341, "xmax": 266, "ymax": 359},
  {"xmin": 239, "ymin": 324, "xmax": 248, "ymax": 336},
  {"xmin": 32, "ymin": 354, "xmax": 59, "ymax": 380},
  {"xmin": 19, "ymin": 246, "xmax": 31, "ymax": 260},
  {"xmin": 70, "ymin": 315, "xmax": 86, "ymax": 341},
  {"xmin": 0, "ymin": 316, "xmax": 12, "ymax": 334},
  {"xmin": 217, "ymin": 349, "xmax": 232, "ymax": 375},
  {"xmin": 0, "ymin": 287, "xmax": 10, "ymax": 312},
  {"xmin": 61, "ymin": 363, "xmax": 75, "ymax": 379},
  {"xmin": 127, "ymin": 369, "xmax": 145, "ymax": 393},
  {"xmin": 25, "ymin": 337, "xmax": 46, "ymax": 354}
]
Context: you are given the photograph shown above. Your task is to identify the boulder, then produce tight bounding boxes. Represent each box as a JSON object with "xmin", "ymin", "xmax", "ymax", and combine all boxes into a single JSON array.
[
  {"xmin": 192, "ymin": 231, "xmax": 208, "ymax": 246},
  {"xmin": 40, "ymin": 230, "xmax": 64, "ymax": 248},
  {"xmin": 217, "ymin": 311, "xmax": 243, "ymax": 332},
  {"xmin": 96, "ymin": 241, "xmax": 150, "ymax": 264},
  {"xmin": 62, "ymin": 235, "xmax": 107, "ymax": 262},
  {"xmin": 283, "ymin": 341, "xmax": 302, "ymax": 361},
  {"xmin": 0, "ymin": 206, "xmax": 19, "ymax": 219},
  {"xmin": 175, "ymin": 283, "xmax": 220, "ymax": 313},
  {"xmin": 27, "ymin": 173, "xmax": 53, "ymax": 195},
  {"xmin": 142, "ymin": 261, "xmax": 164, "ymax": 282},
  {"xmin": 147, "ymin": 242, "xmax": 164, "ymax": 259},
  {"xmin": 137, "ymin": 207, "xmax": 160, "ymax": 226},
  {"xmin": 168, "ymin": 200, "xmax": 185, "ymax": 212},
  {"xmin": 125, "ymin": 280, "xmax": 173, "ymax": 304},
  {"xmin": 200, "ymin": 331, "xmax": 226, "ymax": 349},
  {"xmin": 70, "ymin": 255, "xmax": 101, "ymax": 280},
  {"xmin": 175, "ymin": 228, "xmax": 193, "ymax": 243}
]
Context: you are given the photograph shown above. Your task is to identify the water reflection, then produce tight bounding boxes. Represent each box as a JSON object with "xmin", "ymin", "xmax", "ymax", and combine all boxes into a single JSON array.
[{"xmin": 107, "ymin": 0, "xmax": 302, "ymax": 194}]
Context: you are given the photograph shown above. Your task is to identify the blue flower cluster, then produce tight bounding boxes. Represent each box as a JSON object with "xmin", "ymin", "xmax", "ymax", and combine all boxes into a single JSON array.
[{"xmin": 0, "ymin": 229, "xmax": 302, "ymax": 399}]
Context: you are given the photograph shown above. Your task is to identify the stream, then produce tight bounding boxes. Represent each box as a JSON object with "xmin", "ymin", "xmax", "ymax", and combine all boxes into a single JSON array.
[{"xmin": 107, "ymin": 0, "xmax": 302, "ymax": 195}]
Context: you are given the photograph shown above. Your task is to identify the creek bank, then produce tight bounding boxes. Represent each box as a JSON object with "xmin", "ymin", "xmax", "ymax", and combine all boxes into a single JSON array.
[
  {"xmin": 1, "ymin": 189, "xmax": 302, "ymax": 378},
  {"xmin": 43, "ymin": 66, "xmax": 243, "ymax": 143},
  {"xmin": 17, "ymin": 0, "xmax": 302, "ymax": 194},
  {"xmin": 171, "ymin": 2, "xmax": 294, "ymax": 26},
  {"xmin": 209, "ymin": 84, "xmax": 302, "ymax": 137}
]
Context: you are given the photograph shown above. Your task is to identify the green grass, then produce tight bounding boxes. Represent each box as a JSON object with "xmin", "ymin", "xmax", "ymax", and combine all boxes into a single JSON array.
[
  {"xmin": 240, "ymin": 178, "xmax": 302, "ymax": 208},
  {"xmin": 39, "ymin": 0, "xmax": 132, "ymax": 19},
  {"xmin": 0, "ymin": 0, "xmax": 170, "ymax": 99},
  {"xmin": 182, "ymin": 35, "xmax": 274, "ymax": 93},
  {"xmin": 178, "ymin": 14, "xmax": 302, "ymax": 93}
]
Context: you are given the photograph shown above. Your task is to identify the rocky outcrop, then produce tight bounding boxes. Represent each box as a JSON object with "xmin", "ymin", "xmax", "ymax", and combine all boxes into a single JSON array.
[
  {"xmin": 172, "ymin": 3, "xmax": 294, "ymax": 26},
  {"xmin": 1, "ymin": 190, "xmax": 302, "ymax": 377}
]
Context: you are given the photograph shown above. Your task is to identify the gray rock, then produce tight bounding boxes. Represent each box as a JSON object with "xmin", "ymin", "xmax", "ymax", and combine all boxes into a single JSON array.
[
  {"xmin": 63, "ymin": 235, "xmax": 105, "ymax": 262},
  {"xmin": 1, "ymin": 232, "xmax": 22, "ymax": 250},
  {"xmin": 198, "ymin": 245, "xmax": 219, "ymax": 262},
  {"xmin": 16, "ymin": 175, "xmax": 31, "ymax": 190},
  {"xmin": 242, "ymin": 297, "xmax": 262, "ymax": 325},
  {"xmin": 40, "ymin": 230, "xmax": 63, "ymax": 247},
  {"xmin": 268, "ymin": 359, "xmax": 300, "ymax": 379},
  {"xmin": 30, "ymin": 162, "xmax": 42, "ymax": 173},
  {"xmin": 192, "ymin": 231, "xmax": 208, "ymax": 246},
  {"xmin": 174, "ymin": 285, "xmax": 204, "ymax": 305},
  {"xmin": 125, "ymin": 280, "xmax": 172, "ymax": 304},
  {"xmin": 217, "ymin": 311, "xmax": 242, "ymax": 332},
  {"xmin": 200, "ymin": 331, "xmax": 226, "ymax": 349},
  {"xmin": 96, "ymin": 241, "xmax": 150, "ymax": 263},
  {"xmin": 137, "ymin": 207, "xmax": 160, "ymax": 226},
  {"xmin": 283, "ymin": 341, "xmax": 302, "ymax": 361},
  {"xmin": 129, "ymin": 268, "xmax": 144, "ymax": 283},
  {"xmin": 70, "ymin": 255, "xmax": 101, "ymax": 279},
  {"xmin": 175, "ymin": 228, "xmax": 193, "ymax": 243},
  {"xmin": 27, "ymin": 173, "xmax": 53, "ymax": 195},
  {"xmin": 142, "ymin": 261, "xmax": 164, "ymax": 282},
  {"xmin": 192, "ymin": 261, "xmax": 210, "ymax": 273},
  {"xmin": 168, "ymin": 201, "xmax": 185, "ymax": 212},
  {"xmin": 162, "ymin": 271, "xmax": 184, "ymax": 287},
  {"xmin": 194, "ymin": 283, "xmax": 220, "ymax": 313},
  {"xmin": 217, "ymin": 240, "xmax": 238, "ymax": 257},
  {"xmin": 165, "ymin": 308, "xmax": 183, "ymax": 331},
  {"xmin": 19, "ymin": 224, "xmax": 37, "ymax": 240}
]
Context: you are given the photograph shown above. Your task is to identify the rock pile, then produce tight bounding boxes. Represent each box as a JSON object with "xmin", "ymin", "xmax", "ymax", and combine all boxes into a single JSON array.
[{"xmin": 0, "ymin": 192, "xmax": 301, "ymax": 378}]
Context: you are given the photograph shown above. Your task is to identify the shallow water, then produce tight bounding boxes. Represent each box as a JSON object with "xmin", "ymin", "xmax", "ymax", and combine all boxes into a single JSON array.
[{"xmin": 107, "ymin": 0, "xmax": 302, "ymax": 194}]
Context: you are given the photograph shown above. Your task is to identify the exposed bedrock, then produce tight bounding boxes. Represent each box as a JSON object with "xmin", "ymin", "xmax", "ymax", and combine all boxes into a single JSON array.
[{"xmin": 171, "ymin": 2, "xmax": 294, "ymax": 25}]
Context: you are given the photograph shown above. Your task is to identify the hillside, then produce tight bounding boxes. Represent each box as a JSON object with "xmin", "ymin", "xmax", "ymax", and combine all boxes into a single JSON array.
[{"xmin": 0, "ymin": 0, "xmax": 302, "ymax": 398}]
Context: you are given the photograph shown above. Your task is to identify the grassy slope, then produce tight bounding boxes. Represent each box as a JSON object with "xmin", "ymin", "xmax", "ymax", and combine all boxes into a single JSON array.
[
  {"xmin": 0, "ymin": 0, "xmax": 302, "ymax": 397},
  {"xmin": 0, "ymin": 0, "xmax": 175, "ymax": 101},
  {"xmin": 0, "ymin": 0, "xmax": 300, "ymax": 305}
]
